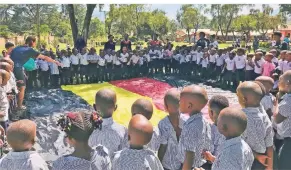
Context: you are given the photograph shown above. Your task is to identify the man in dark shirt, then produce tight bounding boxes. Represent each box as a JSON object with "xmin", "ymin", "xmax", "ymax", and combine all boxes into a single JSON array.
[
  {"xmin": 75, "ymin": 35, "xmax": 86, "ymax": 53},
  {"xmin": 274, "ymin": 31, "xmax": 288, "ymax": 51},
  {"xmin": 195, "ymin": 32, "xmax": 210, "ymax": 49},
  {"xmin": 120, "ymin": 34, "xmax": 132, "ymax": 51},
  {"xmin": 104, "ymin": 35, "xmax": 116, "ymax": 51}
]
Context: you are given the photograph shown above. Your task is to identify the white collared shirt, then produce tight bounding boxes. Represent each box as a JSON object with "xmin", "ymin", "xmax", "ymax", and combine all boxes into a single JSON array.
[
  {"xmin": 282, "ymin": 60, "xmax": 291, "ymax": 73},
  {"xmin": 225, "ymin": 58, "xmax": 235, "ymax": 71},
  {"xmin": 0, "ymin": 86, "xmax": 9, "ymax": 121},
  {"xmin": 245, "ymin": 59, "xmax": 254, "ymax": 71},
  {"xmin": 70, "ymin": 54, "xmax": 80, "ymax": 65},
  {"xmin": 49, "ymin": 62, "xmax": 59, "ymax": 75},
  {"xmin": 216, "ymin": 55, "xmax": 225, "ymax": 67},
  {"xmin": 61, "ymin": 57, "xmax": 71, "ymax": 68},
  {"xmin": 120, "ymin": 53, "xmax": 129, "ymax": 63},
  {"xmin": 185, "ymin": 55, "xmax": 192, "ymax": 62},
  {"xmin": 201, "ymin": 58, "xmax": 209, "ymax": 68},
  {"xmin": 277, "ymin": 94, "xmax": 291, "ymax": 138},
  {"xmin": 105, "ymin": 54, "xmax": 114, "ymax": 63},
  {"xmin": 191, "ymin": 50, "xmax": 197, "ymax": 61},
  {"xmin": 80, "ymin": 54, "xmax": 89, "ymax": 65},
  {"xmin": 5, "ymin": 72, "xmax": 18, "ymax": 94},
  {"xmin": 98, "ymin": 57, "xmax": 106, "ymax": 66},
  {"xmin": 254, "ymin": 59, "xmax": 265, "ymax": 74},
  {"xmin": 196, "ymin": 52, "xmax": 203, "ymax": 65},
  {"xmin": 209, "ymin": 54, "xmax": 217, "ymax": 63},
  {"xmin": 38, "ymin": 60, "xmax": 49, "ymax": 71},
  {"xmin": 87, "ymin": 54, "xmax": 99, "ymax": 62},
  {"xmin": 234, "ymin": 55, "xmax": 246, "ymax": 69}
]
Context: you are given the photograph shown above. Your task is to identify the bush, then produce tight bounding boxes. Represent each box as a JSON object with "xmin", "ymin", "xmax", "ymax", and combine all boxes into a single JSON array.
[
  {"xmin": 259, "ymin": 42, "xmax": 271, "ymax": 48},
  {"xmin": 38, "ymin": 39, "xmax": 47, "ymax": 47}
]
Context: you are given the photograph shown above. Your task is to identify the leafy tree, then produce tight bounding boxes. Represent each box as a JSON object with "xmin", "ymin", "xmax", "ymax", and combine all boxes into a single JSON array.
[
  {"xmin": 0, "ymin": 25, "xmax": 12, "ymax": 38},
  {"xmin": 232, "ymin": 15, "xmax": 256, "ymax": 40}
]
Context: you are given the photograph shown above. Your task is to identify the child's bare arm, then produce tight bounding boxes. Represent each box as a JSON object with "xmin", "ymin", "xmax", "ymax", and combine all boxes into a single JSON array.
[
  {"xmin": 266, "ymin": 146, "xmax": 273, "ymax": 170},
  {"xmin": 182, "ymin": 151, "xmax": 194, "ymax": 170},
  {"xmin": 157, "ymin": 144, "xmax": 167, "ymax": 162}
]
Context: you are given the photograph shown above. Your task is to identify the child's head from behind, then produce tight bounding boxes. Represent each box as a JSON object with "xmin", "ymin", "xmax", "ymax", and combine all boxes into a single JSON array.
[
  {"xmin": 0, "ymin": 62, "xmax": 12, "ymax": 74},
  {"xmin": 236, "ymin": 81, "xmax": 264, "ymax": 108},
  {"xmin": 264, "ymin": 53, "xmax": 273, "ymax": 62},
  {"xmin": 0, "ymin": 69, "xmax": 10, "ymax": 86},
  {"xmin": 208, "ymin": 95, "xmax": 229, "ymax": 125},
  {"xmin": 279, "ymin": 70, "xmax": 291, "ymax": 93},
  {"xmin": 164, "ymin": 88, "xmax": 180, "ymax": 115},
  {"xmin": 5, "ymin": 42, "xmax": 14, "ymax": 53},
  {"xmin": 180, "ymin": 85, "xmax": 208, "ymax": 114},
  {"xmin": 57, "ymin": 110, "xmax": 102, "ymax": 147},
  {"xmin": 7, "ymin": 119, "xmax": 36, "ymax": 151},
  {"xmin": 255, "ymin": 76, "xmax": 274, "ymax": 93},
  {"xmin": 217, "ymin": 107, "xmax": 247, "ymax": 139},
  {"xmin": 128, "ymin": 114, "xmax": 153, "ymax": 146},
  {"xmin": 94, "ymin": 88, "xmax": 117, "ymax": 118},
  {"xmin": 1, "ymin": 58, "xmax": 14, "ymax": 71},
  {"xmin": 131, "ymin": 98, "xmax": 153, "ymax": 120}
]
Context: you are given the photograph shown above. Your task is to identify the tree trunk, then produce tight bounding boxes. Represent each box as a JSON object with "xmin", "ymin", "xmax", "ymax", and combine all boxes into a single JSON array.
[
  {"xmin": 82, "ymin": 4, "xmax": 96, "ymax": 45},
  {"xmin": 67, "ymin": 4, "xmax": 78, "ymax": 45},
  {"xmin": 187, "ymin": 29, "xmax": 190, "ymax": 44},
  {"xmin": 36, "ymin": 4, "xmax": 40, "ymax": 49}
]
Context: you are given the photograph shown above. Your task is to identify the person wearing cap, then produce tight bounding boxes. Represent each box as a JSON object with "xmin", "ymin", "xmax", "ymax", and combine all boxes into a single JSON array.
[
  {"xmin": 195, "ymin": 32, "xmax": 210, "ymax": 49},
  {"xmin": 273, "ymin": 31, "xmax": 288, "ymax": 51},
  {"xmin": 120, "ymin": 33, "xmax": 132, "ymax": 51},
  {"xmin": 104, "ymin": 35, "xmax": 116, "ymax": 51}
]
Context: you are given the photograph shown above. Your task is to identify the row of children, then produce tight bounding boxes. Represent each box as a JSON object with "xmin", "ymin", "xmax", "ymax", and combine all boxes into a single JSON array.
[{"xmin": 2, "ymin": 70, "xmax": 291, "ymax": 170}]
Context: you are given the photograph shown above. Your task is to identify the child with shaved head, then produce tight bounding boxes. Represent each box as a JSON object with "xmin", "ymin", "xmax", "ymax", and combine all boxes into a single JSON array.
[
  {"xmin": 202, "ymin": 95, "xmax": 229, "ymax": 168},
  {"xmin": 274, "ymin": 70, "xmax": 291, "ymax": 169},
  {"xmin": 237, "ymin": 81, "xmax": 274, "ymax": 170},
  {"xmin": 131, "ymin": 98, "xmax": 160, "ymax": 153},
  {"xmin": 112, "ymin": 114, "xmax": 163, "ymax": 170},
  {"xmin": 0, "ymin": 119, "xmax": 48, "ymax": 170},
  {"xmin": 0, "ymin": 69, "xmax": 11, "ymax": 131},
  {"xmin": 157, "ymin": 88, "xmax": 186, "ymax": 170},
  {"xmin": 211, "ymin": 107, "xmax": 254, "ymax": 170},
  {"xmin": 255, "ymin": 76, "xmax": 275, "ymax": 119},
  {"xmin": 177, "ymin": 85, "xmax": 212, "ymax": 169},
  {"xmin": 89, "ymin": 88, "xmax": 127, "ymax": 159}
]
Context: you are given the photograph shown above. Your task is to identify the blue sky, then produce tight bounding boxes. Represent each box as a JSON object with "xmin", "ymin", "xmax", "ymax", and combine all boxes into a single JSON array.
[{"xmin": 93, "ymin": 4, "xmax": 280, "ymax": 21}]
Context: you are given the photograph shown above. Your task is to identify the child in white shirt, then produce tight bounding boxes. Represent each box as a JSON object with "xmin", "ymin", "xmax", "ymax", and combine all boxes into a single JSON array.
[
  {"xmin": 245, "ymin": 53, "xmax": 255, "ymax": 81},
  {"xmin": 201, "ymin": 52, "xmax": 209, "ymax": 79},
  {"xmin": 234, "ymin": 48, "xmax": 246, "ymax": 86},
  {"xmin": 49, "ymin": 54, "xmax": 60, "ymax": 88},
  {"xmin": 98, "ymin": 50, "xmax": 106, "ymax": 82},
  {"xmin": 87, "ymin": 48, "xmax": 99, "ymax": 83},
  {"xmin": 127, "ymin": 50, "xmax": 140, "ymax": 78},
  {"xmin": 106, "ymin": 50, "xmax": 115, "ymax": 81},
  {"xmin": 196, "ymin": 46, "xmax": 203, "ymax": 76},
  {"xmin": 60, "ymin": 50, "xmax": 71, "ymax": 85},
  {"xmin": 79, "ymin": 48, "xmax": 89, "ymax": 84},
  {"xmin": 223, "ymin": 50, "xmax": 236, "ymax": 88},
  {"xmin": 70, "ymin": 48, "xmax": 80, "ymax": 84},
  {"xmin": 209, "ymin": 48, "xmax": 217, "ymax": 78},
  {"xmin": 254, "ymin": 52, "xmax": 265, "ymax": 79},
  {"xmin": 120, "ymin": 47, "xmax": 129, "ymax": 79}
]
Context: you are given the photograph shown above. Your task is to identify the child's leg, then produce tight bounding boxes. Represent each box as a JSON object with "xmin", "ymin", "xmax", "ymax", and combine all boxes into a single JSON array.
[{"xmin": 44, "ymin": 71, "xmax": 49, "ymax": 88}]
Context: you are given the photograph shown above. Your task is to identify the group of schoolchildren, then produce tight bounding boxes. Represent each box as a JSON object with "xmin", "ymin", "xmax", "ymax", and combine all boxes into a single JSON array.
[{"xmin": 1, "ymin": 68, "xmax": 291, "ymax": 170}]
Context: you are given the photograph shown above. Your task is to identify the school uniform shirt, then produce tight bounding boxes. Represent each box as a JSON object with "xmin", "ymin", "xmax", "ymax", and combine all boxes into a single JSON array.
[
  {"xmin": 128, "ymin": 55, "xmax": 139, "ymax": 65},
  {"xmin": 277, "ymin": 93, "xmax": 291, "ymax": 138},
  {"xmin": 49, "ymin": 62, "xmax": 60, "ymax": 75},
  {"xmin": 52, "ymin": 145, "xmax": 111, "ymax": 170},
  {"xmin": 5, "ymin": 72, "xmax": 18, "ymax": 94},
  {"xmin": 98, "ymin": 57, "xmax": 106, "ymax": 67},
  {"xmin": 209, "ymin": 54, "xmax": 217, "ymax": 63},
  {"xmin": 38, "ymin": 60, "xmax": 49, "ymax": 71},
  {"xmin": 225, "ymin": 58, "xmax": 235, "ymax": 71},
  {"xmin": 196, "ymin": 52, "xmax": 203, "ymax": 65},
  {"xmin": 272, "ymin": 57, "xmax": 278, "ymax": 65},
  {"xmin": 261, "ymin": 93, "xmax": 275, "ymax": 113},
  {"xmin": 173, "ymin": 54, "xmax": 181, "ymax": 61},
  {"xmin": 112, "ymin": 147, "xmax": 163, "ymax": 170},
  {"xmin": 212, "ymin": 136, "xmax": 254, "ymax": 170},
  {"xmin": 241, "ymin": 107, "xmax": 274, "ymax": 154},
  {"xmin": 139, "ymin": 56, "xmax": 145, "ymax": 66},
  {"xmin": 234, "ymin": 55, "xmax": 246, "ymax": 69},
  {"xmin": 211, "ymin": 124, "xmax": 225, "ymax": 156},
  {"xmin": 245, "ymin": 59, "xmax": 254, "ymax": 71},
  {"xmin": 262, "ymin": 62, "xmax": 275, "ymax": 77},
  {"xmin": 80, "ymin": 54, "xmax": 89, "ymax": 65},
  {"xmin": 120, "ymin": 53, "xmax": 129, "ymax": 63},
  {"xmin": 155, "ymin": 50, "xmax": 163, "ymax": 59},
  {"xmin": 0, "ymin": 86, "xmax": 9, "ymax": 122},
  {"xmin": 278, "ymin": 59, "xmax": 284, "ymax": 71},
  {"xmin": 158, "ymin": 115, "xmax": 187, "ymax": 170},
  {"xmin": 282, "ymin": 60, "xmax": 291, "ymax": 73},
  {"xmin": 177, "ymin": 113, "xmax": 212, "ymax": 168},
  {"xmin": 185, "ymin": 55, "xmax": 192, "ymax": 63},
  {"xmin": 149, "ymin": 50, "xmax": 157, "ymax": 60},
  {"xmin": 254, "ymin": 59, "xmax": 265, "ymax": 74},
  {"xmin": 113, "ymin": 55, "xmax": 121, "ymax": 66},
  {"xmin": 61, "ymin": 57, "xmax": 71, "ymax": 68},
  {"xmin": 0, "ymin": 151, "xmax": 49, "ymax": 170},
  {"xmin": 145, "ymin": 54, "xmax": 151, "ymax": 63},
  {"xmin": 191, "ymin": 51, "xmax": 197, "ymax": 62},
  {"xmin": 201, "ymin": 58, "xmax": 209, "ymax": 68},
  {"xmin": 179, "ymin": 55, "xmax": 186, "ymax": 64},
  {"xmin": 105, "ymin": 55, "xmax": 114, "ymax": 64},
  {"xmin": 70, "ymin": 54, "xmax": 80, "ymax": 65},
  {"xmin": 88, "ymin": 117, "xmax": 128, "ymax": 159},
  {"xmin": 216, "ymin": 55, "xmax": 225, "ymax": 67},
  {"xmin": 87, "ymin": 54, "xmax": 99, "ymax": 63}
]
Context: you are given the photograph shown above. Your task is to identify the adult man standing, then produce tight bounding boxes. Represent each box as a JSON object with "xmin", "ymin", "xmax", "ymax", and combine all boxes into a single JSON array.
[
  {"xmin": 253, "ymin": 36, "xmax": 259, "ymax": 52},
  {"xmin": 75, "ymin": 35, "xmax": 86, "ymax": 53},
  {"xmin": 195, "ymin": 32, "xmax": 210, "ymax": 49},
  {"xmin": 104, "ymin": 34, "xmax": 116, "ymax": 51},
  {"xmin": 273, "ymin": 31, "xmax": 288, "ymax": 51},
  {"xmin": 120, "ymin": 33, "xmax": 132, "ymax": 51}
]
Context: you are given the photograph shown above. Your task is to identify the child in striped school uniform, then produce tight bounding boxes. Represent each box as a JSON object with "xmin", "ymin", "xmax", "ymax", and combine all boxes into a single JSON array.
[
  {"xmin": 88, "ymin": 89, "xmax": 127, "ymax": 159},
  {"xmin": 0, "ymin": 69, "xmax": 10, "ymax": 131},
  {"xmin": 112, "ymin": 114, "xmax": 163, "ymax": 170},
  {"xmin": 237, "ymin": 81, "xmax": 274, "ymax": 170},
  {"xmin": 158, "ymin": 89, "xmax": 187, "ymax": 170},
  {"xmin": 53, "ymin": 110, "xmax": 111, "ymax": 170},
  {"xmin": 0, "ymin": 119, "xmax": 49, "ymax": 170},
  {"xmin": 202, "ymin": 95, "xmax": 229, "ymax": 169}
]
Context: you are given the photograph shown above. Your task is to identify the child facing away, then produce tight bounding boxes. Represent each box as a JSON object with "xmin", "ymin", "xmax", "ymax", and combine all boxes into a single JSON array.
[
  {"xmin": 255, "ymin": 76, "xmax": 275, "ymax": 119},
  {"xmin": 237, "ymin": 81, "xmax": 274, "ymax": 170},
  {"xmin": 88, "ymin": 89, "xmax": 127, "ymax": 159},
  {"xmin": 177, "ymin": 85, "xmax": 212, "ymax": 169},
  {"xmin": 53, "ymin": 110, "xmax": 111, "ymax": 170},
  {"xmin": 274, "ymin": 70, "xmax": 291, "ymax": 169},
  {"xmin": 262, "ymin": 53, "xmax": 276, "ymax": 77},
  {"xmin": 0, "ymin": 119, "xmax": 49, "ymax": 170},
  {"xmin": 131, "ymin": 98, "xmax": 160, "ymax": 153},
  {"xmin": 203, "ymin": 95, "xmax": 229, "ymax": 168},
  {"xmin": 112, "ymin": 114, "xmax": 163, "ymax": 170},
  {"xmin": 205, "ymin": 107, "xmax": 254, "ymax": 170},
  {"xmin": 0, "ymin": 69, "xmax": 10, "ymax": 131},
  {"xmin": 158, "ymin": 88, "xmax": 186, "ymax": 170}
]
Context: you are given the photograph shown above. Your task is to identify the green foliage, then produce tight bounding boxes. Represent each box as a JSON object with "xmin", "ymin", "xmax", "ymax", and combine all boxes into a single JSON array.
[
  {"xmin": 259, "ymin": 42, "xmax": 271, "ymax": 48},
  {"xmin": 89, "ymin": 17, "xmax": 105, "ymax": 39},
  {"xmin": 0, "ymin": 25, "xmax": 12, "ymax": 38}
]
